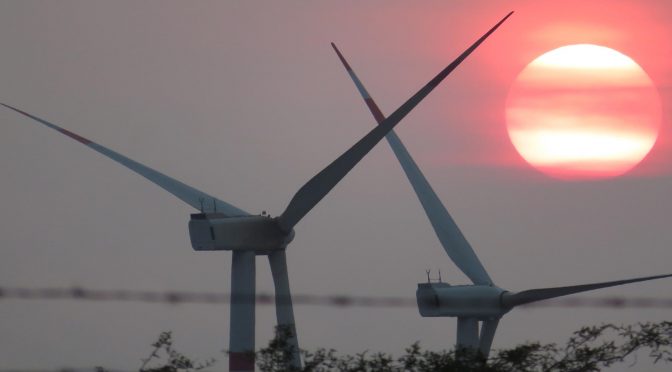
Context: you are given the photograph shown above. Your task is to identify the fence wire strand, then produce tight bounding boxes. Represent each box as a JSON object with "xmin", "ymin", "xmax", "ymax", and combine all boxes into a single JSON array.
[{"xmin": 1, "ymin": 285, "xmax": 671, "ymax": 308}]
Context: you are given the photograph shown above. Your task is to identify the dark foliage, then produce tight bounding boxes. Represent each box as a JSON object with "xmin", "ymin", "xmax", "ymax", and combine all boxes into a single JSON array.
[
  {"xmin": 138, "ymin": 331, "xmax": 215, "ymax": 372},
  {"xmin": 255, "ymin": 322, "xmax": 672, "ymax": 372},
  {"xmin": 137, "ymin": 321, "xmax": 672, "ymax": 371}
]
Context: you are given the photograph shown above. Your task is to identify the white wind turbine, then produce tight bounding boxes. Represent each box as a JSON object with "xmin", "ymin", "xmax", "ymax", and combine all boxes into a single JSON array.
[
  {"xmin": 332, "ymin": 36, "xmax": 672, "ymax": 357},
  {"xmin": 0, "ymin": 13, "xmax": 511, "ymax": 372}
]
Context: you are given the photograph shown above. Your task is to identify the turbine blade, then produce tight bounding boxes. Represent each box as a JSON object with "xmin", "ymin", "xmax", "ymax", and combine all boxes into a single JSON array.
[
  {"xmin": 229, "ymin": 250, "xmax": 256, "ymax": 372},
  {"xmin": 479, "ymin": 318, "xmax": 499, "ymax": 357},
  {"xmin": 277, "ymin": 11, "xmax": 513, "ymax": 232},
  {"xmin": 1, "ymin": 103, "xmax": 249, "ymax": 216},
  {"xmin": 269, "ymin": 251, "xmax": 301, "ymax": 369},
  {"xmin": 501, "ymin": 273, "xmax": 672, "ymax": 308},
  {"xmin": 331, "ymin": 43, "xmax": 493, "ymax": 285}
]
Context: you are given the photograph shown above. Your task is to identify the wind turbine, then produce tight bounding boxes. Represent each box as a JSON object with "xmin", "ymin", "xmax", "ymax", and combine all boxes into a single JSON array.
[
  {"xmin": 331, "ymin": 36, "xmax": 672, "ymax": 357},
  {"xmin": 0, "ymin": 13, "xmax": 510, "ymax": 372}
]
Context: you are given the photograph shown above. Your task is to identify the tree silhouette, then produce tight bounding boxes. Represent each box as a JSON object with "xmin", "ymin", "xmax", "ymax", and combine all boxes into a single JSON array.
[{"xmin": 135, "ymin": 321, "xmax": 672, "ymax": 371}]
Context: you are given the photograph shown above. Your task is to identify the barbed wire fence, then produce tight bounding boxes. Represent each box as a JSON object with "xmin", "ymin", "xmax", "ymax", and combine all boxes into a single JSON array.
[
  {"xmin": 1, "ymin": 285, "xmax": 672, "ymax": 308},
  {"xmin": 1, "ymin": 286, "xmax": 672, "ymax": 372}
]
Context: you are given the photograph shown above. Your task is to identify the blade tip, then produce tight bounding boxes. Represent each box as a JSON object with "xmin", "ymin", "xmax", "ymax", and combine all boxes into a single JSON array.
[{"xmin": 503, "ymin": 11, "xmax": 514, "ymax": 21}]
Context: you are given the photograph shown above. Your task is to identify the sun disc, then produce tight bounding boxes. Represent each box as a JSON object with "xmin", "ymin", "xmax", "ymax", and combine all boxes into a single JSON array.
[{"xmin": 505, "ymin": 44, "xmax": 661, "ymax": 180}]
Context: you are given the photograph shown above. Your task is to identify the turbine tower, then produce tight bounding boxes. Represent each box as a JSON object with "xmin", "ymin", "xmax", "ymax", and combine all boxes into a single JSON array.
[
  {"xmin": 0, "ymin": 12, "xmax": 511, "ymax": 372},
  {"xmin": 332, "ymin": 36, "xmax": 672, "ymax": 357}
]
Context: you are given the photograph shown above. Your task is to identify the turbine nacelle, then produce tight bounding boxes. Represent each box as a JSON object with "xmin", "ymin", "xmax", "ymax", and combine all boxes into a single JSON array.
[
  {"xmin": 189, "ymin": 214, "xmax": 294, "ymax": 252},
  {"xmin": 416, "ymin": 283, "xmax": 508, "ymax": 319}
]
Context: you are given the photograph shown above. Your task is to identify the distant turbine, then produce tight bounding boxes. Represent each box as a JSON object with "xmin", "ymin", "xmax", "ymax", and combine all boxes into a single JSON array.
[
  {"xmin": 0, "ymin": 12, "xmax": 511, "ymax": 372},
  {"xmin": 332, "ymin": 35, "xmax": 672, "ymax": 357}
]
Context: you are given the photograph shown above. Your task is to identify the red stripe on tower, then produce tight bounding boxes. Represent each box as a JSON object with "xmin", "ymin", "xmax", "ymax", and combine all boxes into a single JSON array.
[{"xmin": 230, "ymin": 351, "xmax": 255, "ymax": 372}]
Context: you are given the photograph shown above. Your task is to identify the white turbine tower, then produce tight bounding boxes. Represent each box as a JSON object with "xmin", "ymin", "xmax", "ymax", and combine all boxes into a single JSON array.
[
  {"xmin": 332, "ymin": 38, "xmax": 672, "ymax": 357},
  {"xmin": 0, "ymin": 13, "xmax": 511, "ymax": 372}
]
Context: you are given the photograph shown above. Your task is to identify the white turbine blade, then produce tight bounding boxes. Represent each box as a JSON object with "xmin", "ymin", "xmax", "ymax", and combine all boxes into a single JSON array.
[
  {"xmin": 277, "ymin": 11, "xmax": 513, "ymax": 232},
  {"xmin": 330, "ymin": 43, "xmax": 493, "ymax": 285},
  {"xmin": 501, "ymin": 273, "xmax": 672, "ymax": 308},
  {"xmin": 1, "ymin": 103, "xmax": 248, "ymax": 216},
  {"xmin": 479, "ymin": 318, "xmax": 499, "ymax": 357},
  {"xmin": 268, "ymin": 251, "xmax": 301, "ymax": 369},
  {"xmin": 229, "ymin": 250, "xmax": 256, "ymax": 372}
]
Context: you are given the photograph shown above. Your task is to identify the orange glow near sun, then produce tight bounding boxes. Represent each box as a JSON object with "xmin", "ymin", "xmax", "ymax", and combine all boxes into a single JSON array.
[{"xmin": 506, "ymin": 44, "xmax": 662, "ymax": 180}]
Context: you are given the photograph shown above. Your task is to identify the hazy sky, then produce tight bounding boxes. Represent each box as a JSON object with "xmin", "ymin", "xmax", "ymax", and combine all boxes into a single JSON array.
[{"xmin": 1, "ymin": 1, "xmax": 671, "ymax": 371}]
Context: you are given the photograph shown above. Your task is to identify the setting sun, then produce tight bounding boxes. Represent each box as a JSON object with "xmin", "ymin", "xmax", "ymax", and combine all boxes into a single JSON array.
[{"xmin": 505, "ymin": 44, "xmax": 662, "ymax": 179}]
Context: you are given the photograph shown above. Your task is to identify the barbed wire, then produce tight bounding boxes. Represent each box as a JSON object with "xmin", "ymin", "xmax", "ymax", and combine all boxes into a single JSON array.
[{"xmin": 1, "ymin": 285, "xmax": 671, "ymax": 309}]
